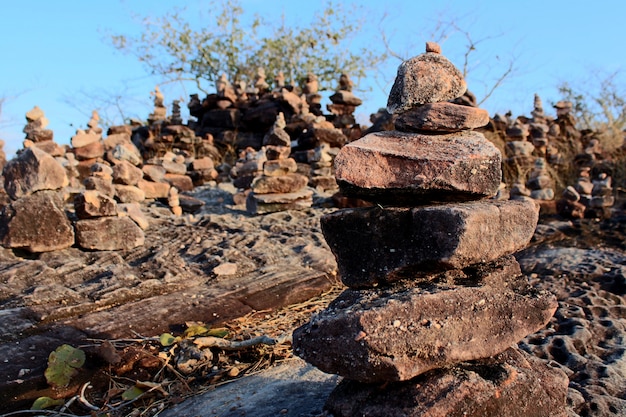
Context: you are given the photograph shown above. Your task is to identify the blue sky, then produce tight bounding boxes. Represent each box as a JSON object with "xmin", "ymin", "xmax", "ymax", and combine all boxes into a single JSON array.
[{"xmin": 1, "ymin": 0, "xmax": 624, "ymax": 158}]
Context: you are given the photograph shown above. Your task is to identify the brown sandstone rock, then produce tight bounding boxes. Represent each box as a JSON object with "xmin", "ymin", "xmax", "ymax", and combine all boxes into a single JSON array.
[
  {"xmin": 73, "ymin": 141, "xmax": 105, "ymax": 160},
  {"xmin": 117, "ymin": 203, "xmax": 150, "ymax": 230},
  {"xmin": 265, "ymin": 145, "xmax": 292, "ymax": 161},
  {"xmin": 3, "ymin": 147, "xmax": 69, "ymax": 200},
  {"xmin": 142, "ymin": 164, "xmax": 167, "ymax": 182},
  {"xmin": 31, "ymin": 140, "xmax": 66, "ymax": 157},
  {"xmin": 324, "ymin": 347, "xmax": 569, "ymax": 417},
  {"xmin": 84, "ymin": 176, "xmax": 116, "ymax": 198},
  {"xmin": 162, "ymin": 160, "xmax": 187, "ymax": 175},
  {"xmin": 137, "ymin": 179, "xmax": 171, "ymax": 199},
  {"xmin": 108, "ymin": 143, "xmax": 142, "ymax": 166},
  {"xmin": 102, "ymin": 132, "xmax": 132, "ymax": 151},
  {"xmin": 263, "ymin": 159, "xmax": 298, "ymax": 176},
  {"xmin": 71, "ymin": 130, "xmax": 101, "ymax": 148},
  {"xmin": 191, "ymin": 157, "xmax": 215, "ymax": 171},
  {"xmin": 395, "ymin": 102, "xmax": 490, "ymax": 132},
  {"xmin": 112, "ymin": 160, "xmax": 143, "ymax": 185},
  {"xmin": 0, "ymin": 191, "xmax": 74, "ymax": 252},
  {"xmin": 164, "ymin": 173, "xmax": 194, "ymax": 192},
  {"xmin": 246, "ymin": 189, "xmax": 313, "ymax": 215},
  {"xmin": 334, "ymin": 130, "xmax": 501, "ymax": 205},
  {"xmin": 75, "ymin": 216, "xmax": 144, "ymax": 250},
  {"xmin": 250, "ymin": 173, "xmax": 308, "ymax": 194},
  {"xmin": 114, "ymin": 184, "xmax": 145, "ymax": 204},
  {"xmin": 293, "ymin": 256, "xmax": 557, "ymax": 383},
  {"xmin": 387, "ymin": 49, "xmax": 467, "ymax": 114},
  {"xmin": 321, "ymin": 199, "xmax": 538, "ymax": 288},
  {"xmin": 74, "ymin": 190, "xmax": 117, "ymax": 219}
]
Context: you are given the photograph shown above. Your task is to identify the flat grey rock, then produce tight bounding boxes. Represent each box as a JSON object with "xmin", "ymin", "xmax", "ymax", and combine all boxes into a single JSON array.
[{"xmin": 160, "ymin": 358, "xmax": 339, "ymax": 417}]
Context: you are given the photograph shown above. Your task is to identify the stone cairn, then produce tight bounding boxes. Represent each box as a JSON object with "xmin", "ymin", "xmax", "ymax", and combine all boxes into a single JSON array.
[
  {"xmin": 293, "ymin": 43, "xmax": 569, "ymax": 416},
  {"xmin": 245, "ymin": 112, "xmax": 313, "ymax": 214}
]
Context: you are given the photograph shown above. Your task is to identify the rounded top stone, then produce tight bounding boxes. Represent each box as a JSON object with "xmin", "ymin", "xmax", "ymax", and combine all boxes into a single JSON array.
[
  {"xmin": 386, "ymin": 43, "xmax": 467, "ymax": 114},
  {"xmin": 425, "ymin": 41, "xmax": 441, "ymax": 54}
]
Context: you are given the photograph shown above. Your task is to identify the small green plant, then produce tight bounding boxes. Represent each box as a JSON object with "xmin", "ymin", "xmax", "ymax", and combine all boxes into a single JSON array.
[
  {"xmin": 30, "ymin": 396, "xmax": 64, "ymax": 410},
  {"xmin": 44, "ymin": 344, "xmax": 86, "ymax": 388}
]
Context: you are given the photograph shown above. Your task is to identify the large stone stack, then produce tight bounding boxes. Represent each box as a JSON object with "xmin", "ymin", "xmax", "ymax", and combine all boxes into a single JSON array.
[
  {"xmin": 293, "ymin": 43, "xmax": 569, "ymax": 416},
  {"xmin": 245, "ymin": 113, "xmax": 313, "ymax": 214}
]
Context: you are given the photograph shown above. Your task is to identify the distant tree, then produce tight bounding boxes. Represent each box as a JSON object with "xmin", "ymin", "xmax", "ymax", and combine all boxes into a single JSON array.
[
  {"xmin": 110, "ymin": 0, "xmax": 385, "ymax": 94},
  {"xmin": 558, "ymin": 70, "xmax": 626, "ymax": 151}
]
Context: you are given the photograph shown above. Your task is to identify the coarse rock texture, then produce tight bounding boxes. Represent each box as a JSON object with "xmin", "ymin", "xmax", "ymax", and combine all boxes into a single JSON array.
[
  {"xmin": 74, "ymin": 216, "xmax": 145, "ymax": 251},
  {"xmin": 250, "ymin": 172, "xmax": 309, "ymax": 194},
  {"xmin": 395, "ymin": 102, "xmax": 490, "ymax": 132},
  {"xmin": 321, "ymin": 199, "xmax": 539, "ymax": 288},
  {"xmin": 0, "ymin": 195, "xmax": 624, "ymax": 416},
  {"xmin": 386, "ymin": 52, "xmax": 467, "ymax": 114},
  {"xmin": 0, "ymin": 190, "xmax": 75, "ymax": 252},
  {"xmin": 293, "ymin": 256, "xmax": 557, "ymax": 382},
  {"xmin": 246, "ymin": 188, "xmax": 314, "ymax": 215},
  {"xmin": 515, "ymin": 217, "xmax": 626, "ymax": 416},
  {"xmin": 74, "ymin": 190, "xmax": 118, "ymax": 219},
  {"xmin": 2, "ymin": 147, "xmax": 68, "ymax": 199},
  {"xmin": 0, "ymin": 185, "xmax": 339, "ymax": 412},
  {"xmin": 324, "ymin": 347, "xmax": 569, "ymax": 417},
  {"xmin": 160, "ymin": 357, "xmax": 340, "ymax": 417},
  {"xmin": 334, "ymin": 130, "xmax": 501, "ymax": 205}
]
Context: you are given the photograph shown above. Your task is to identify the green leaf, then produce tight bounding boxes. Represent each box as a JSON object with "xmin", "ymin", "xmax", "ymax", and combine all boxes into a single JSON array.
[
  {"xmin": 159, "ymin": 333, "xmax": 177, "ymax": 346},
  {"xmin": 31, "ymin": 396, "xmax": 64, "ymax": 410},
  {"xmin": 44, "ymin": 344, "xmax": 86, "ymax": 388},
  {"xmin": 184, "ymin": 324, "xmax": 209, "ymax": 338},
  {"xmin": 205, "ymin": 327, "xmax": 229, "ymax": 338},
  {"xmin": 122, "ymin": 385, "xmax": 145, "ymax": 401}
]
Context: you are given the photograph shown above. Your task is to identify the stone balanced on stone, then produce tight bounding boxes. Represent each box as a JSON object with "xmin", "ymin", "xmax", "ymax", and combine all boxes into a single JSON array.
[{"xmin": 292, "ymin": 42, "xmax": 569, "ymax": 416}]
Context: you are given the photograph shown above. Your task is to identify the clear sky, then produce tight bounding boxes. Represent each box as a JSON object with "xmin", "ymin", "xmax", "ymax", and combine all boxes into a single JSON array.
[{"xmin": 1, "ymin": 0, "xmax": 624, "ymax": 158}]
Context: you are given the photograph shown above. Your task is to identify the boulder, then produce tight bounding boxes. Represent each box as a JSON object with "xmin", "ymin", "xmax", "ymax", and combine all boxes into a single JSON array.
[
  {"xmin": 75, "ymin": 216, "xmax": 144, "ymax": 251},
  {"xmin": 0, "ymin": 191, "xmax": 74, "ymax": 252},
  {"xmin": 3, "ymin": 147, "xmax": 69, "ymax": 200}
]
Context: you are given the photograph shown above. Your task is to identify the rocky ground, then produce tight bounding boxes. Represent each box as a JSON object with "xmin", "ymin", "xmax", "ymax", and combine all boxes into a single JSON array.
[{"xmin": 0, "ymin": 185, "xmax": 625, "ymax": 416}]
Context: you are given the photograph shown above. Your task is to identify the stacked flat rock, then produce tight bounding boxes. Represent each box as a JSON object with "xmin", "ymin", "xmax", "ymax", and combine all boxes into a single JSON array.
[
  {"xmin": 246, "ymin": 113, "xmax": 313, "ymax": 214},
  {"xmin": 293, "ymin": 43, "xmax": 568, "ymax": 416},
  {"xmin": 0, "ymin": 147, "xmax": 73, "ymax": 253},
  {"xmin": 76, "ymin": 162, "xmax": 146, "ymax": 250},
  {"xmin": 71, "ymin": 110, "xmax": 105, "ymax": 163}
]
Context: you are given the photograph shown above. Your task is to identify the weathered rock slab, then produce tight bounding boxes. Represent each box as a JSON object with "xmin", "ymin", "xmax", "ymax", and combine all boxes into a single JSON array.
[
  {"xmin": 334, "ymin": 130, "xmax": 501, "ymax": 205},
  {"xmin": 0, "ymin": 191, "xmax": 75, "ymax": 252},
  {"xmin": 324, "ymin": 347, "xmax": 569, "ymax": 417},
  {"xmin": 395, "ymin": 102, "xmax": 489, "ymax": 132},
  {"xmin": 321, "ymin": 199, "xmax": 539, "ymax": 288},
  {"xmin": 293, "ymin": 256, "xmax": 557, "ymax": 382},
  {"xmin": 251, "ymin": 172, "xmax": 308, "ymax": 194},
  {"xmin": 3, "ymin": 147, "xmax": 68, "ymax": 199},
  {"xmin": 75, "ymin": 216, "xmax": 145, "ymax": 251},
  {"xmin": 246, "ymin": 189, "xmax": 313, "ymax": 215}
]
